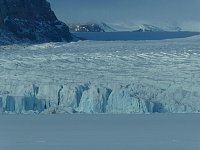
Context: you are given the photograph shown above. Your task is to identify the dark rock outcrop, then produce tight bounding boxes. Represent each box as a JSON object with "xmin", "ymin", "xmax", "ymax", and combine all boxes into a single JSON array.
[
  {"xmin": 69, "ymin": 23, "xmax": 105, "ymax": 32},
  {"xmin": 0, "ymin": 0, "xmax": 72, "ymax": 44}
]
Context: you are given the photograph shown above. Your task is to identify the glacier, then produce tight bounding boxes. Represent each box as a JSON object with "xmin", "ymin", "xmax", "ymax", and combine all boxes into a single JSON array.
[{"xmin": 0, "ymin": 36, "xmax": 200, "ymax": 114}]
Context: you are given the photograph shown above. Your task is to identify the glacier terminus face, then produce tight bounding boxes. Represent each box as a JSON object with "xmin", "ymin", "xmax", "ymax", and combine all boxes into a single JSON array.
[{"xmin": 0, "ymin": 36, "xmax": 200, "ymax": 114}]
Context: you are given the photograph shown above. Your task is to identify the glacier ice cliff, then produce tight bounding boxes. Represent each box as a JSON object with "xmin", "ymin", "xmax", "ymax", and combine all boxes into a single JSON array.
[{"xmin": 0, "ymin": 82, "xmax": 200, "ymax": 114}]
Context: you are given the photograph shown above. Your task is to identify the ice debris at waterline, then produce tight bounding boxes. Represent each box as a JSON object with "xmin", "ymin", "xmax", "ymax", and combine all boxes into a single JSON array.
[{"xmin": 0, "ymin": 37, "xmax": 200, "ymax": 114}]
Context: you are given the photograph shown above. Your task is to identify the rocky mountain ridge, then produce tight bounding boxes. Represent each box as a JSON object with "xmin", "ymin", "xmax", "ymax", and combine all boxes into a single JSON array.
[{"xmin": 0, "ymin": 0, "xmax": 72, "ymax": 44}]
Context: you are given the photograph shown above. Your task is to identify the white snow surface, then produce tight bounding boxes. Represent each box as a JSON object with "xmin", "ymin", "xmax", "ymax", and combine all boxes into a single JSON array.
[
  {"xmin": 0, "ymin": 36, "xmax": 200, "ymax": 114},
  {"xmin": 0, "ymin": 114, "xmax": 200, "ymax": 150},
  {"xmin": 98, "ymin": 22, "xmax": 117, "ymax": 32}
]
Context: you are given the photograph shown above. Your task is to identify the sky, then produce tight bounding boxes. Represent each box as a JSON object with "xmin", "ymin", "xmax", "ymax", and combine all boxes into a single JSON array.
[{"xmin": 48, "ymin": 0, "xmax": 200, "ymax": 31}]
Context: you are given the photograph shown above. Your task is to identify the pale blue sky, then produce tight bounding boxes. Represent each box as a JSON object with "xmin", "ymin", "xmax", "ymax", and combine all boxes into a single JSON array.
[{"xmin": 48, "ymin": 0, "xmax": 200, "ymax": 31}]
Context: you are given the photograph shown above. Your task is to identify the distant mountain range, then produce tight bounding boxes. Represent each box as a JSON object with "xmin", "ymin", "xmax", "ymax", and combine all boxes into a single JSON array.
[
  {"xmin": 68, "ymin": 22, "xmax": 116, "ymax": 32},
  {"xmin": 133, "ymin": 24, "xmax": 182, "ymax": 32},
  {"xmin": 69, "ymin": 22, "xmax": 182, "ymax": 33}
]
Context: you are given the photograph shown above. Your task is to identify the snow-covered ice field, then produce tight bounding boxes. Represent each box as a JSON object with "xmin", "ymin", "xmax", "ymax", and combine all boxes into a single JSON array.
[
  {"xmin": 0, "ymin": 36, "xmax": 200, "ymax": 113},
  {"xmin": 0, "ymin": 114, "xmax": 200, "ymax": 150}
]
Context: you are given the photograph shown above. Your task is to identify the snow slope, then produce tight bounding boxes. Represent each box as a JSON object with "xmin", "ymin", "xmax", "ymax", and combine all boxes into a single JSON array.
[
  {"xmin": 0, "ymin": 36, "xmax": 200, "ymax": 114},
  {"xmin": 98, "ymin": 22, "xmax": 117, "ymax": 32}
]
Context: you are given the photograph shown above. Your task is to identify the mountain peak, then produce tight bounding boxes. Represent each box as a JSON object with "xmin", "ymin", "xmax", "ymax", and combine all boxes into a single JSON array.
[{"xmin": 0, "ymin": 0, "xmax": 57, "ymax": 24}]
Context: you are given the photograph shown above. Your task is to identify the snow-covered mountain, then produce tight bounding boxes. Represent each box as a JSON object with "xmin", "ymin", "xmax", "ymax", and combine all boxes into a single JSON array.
[
  {"xmin": 133, "ymin": 24, "xmax": 182, "ymax": 32},
  {"xmin": 0, "ymin": 0, "xmax": 72, "ymax": 45},
  {"xmin": 69, "ymin": 22, "xmax": 182, "ymax": 33},
  {"xmin": 98, "ymin": 23, "xmax": 117, "ymax": 32},
  {"xmin": 110, "ymin": 23, "xmax": 182, "ymax": 32},
  {"xmin": 69, "ymin": 22, "xmax": 116, "ymax": 32},
  {"xmin": 134, "ymin": 24, "xmax": 164, "ymax": 32}
]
